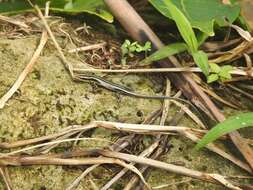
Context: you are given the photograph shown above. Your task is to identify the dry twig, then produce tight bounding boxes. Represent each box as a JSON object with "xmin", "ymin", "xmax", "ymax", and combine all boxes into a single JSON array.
[
  {"xmin": 0, "ymin": 31, "xmax": 48, "ymax": 109},
  {"xmin": 65, "ymin": 109, "xmax": 162, "ymax": 190},
  {"xmin": 0, "ymin": 167, "xmax": 12, "ymax": 190},
  {"xmin": 73, "ymin": 67, "xmax": 253, "ymax": 77},
  {"xmin": 68, "ymin": 42, "xmax": 106, "ymax": 53},
  {"xmin": 34, "ymin": 5, "xmax": 74, "ymax": 77},
  {"xmin": 0, "ymin": 14, "xmax": 29, "ymax": 28}
]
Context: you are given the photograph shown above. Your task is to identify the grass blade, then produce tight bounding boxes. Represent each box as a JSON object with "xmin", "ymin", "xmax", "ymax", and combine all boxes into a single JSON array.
[
  {"xmin": 161, "ymin": 0, "xmax": 198, "ymax": 53},
  {"xmin": 192, "ymin": 50, "xmax": 209, "ymax": 76},
  {"xmin": 196, "ymin": 112, "xmax": 253, "ymax": 149},
  {"xmin": 140, "ymin": 42, "xmax": 187, "ymax": 64}
]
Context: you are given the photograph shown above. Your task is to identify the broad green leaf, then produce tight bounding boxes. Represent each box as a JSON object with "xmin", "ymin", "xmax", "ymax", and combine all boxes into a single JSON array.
[
  {"xmin": 0, "ymin": 0, "xmax": 113, "ymax": 23},
  {"xmin": 210, "ymin": 63, "xmax": 221, "ymax": 74},
  {"xmin": 196, "ymin": 112, "xmax": 253, "ymax": 149},
  {"xmin": 140, "ymin": 43, "xmax": 187, "ymax": 64},
  {"xmin": 64, "ymin": 0, "xmax": 113, "ymax": 22},
  {"xmin": 207, "ymin": 74, "xmax": 219, "ymax": 83},
  {"xmin": 160, "ymin": 0, "xmax": 198, "ymax": 53},
  {"xmin": 192, "ymin": 51, "xmax": 209, "ymax": 76},
  {"xmin": 149, "ymin": 0, "xmax": 240, "ymax": 36}
]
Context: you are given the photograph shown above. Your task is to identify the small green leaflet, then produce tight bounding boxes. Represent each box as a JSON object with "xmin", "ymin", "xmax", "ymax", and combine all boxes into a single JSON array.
[
  {"xmin": 219, "ymin": 65, "xmax": 233, "ymax": 80},
  {"xmin": 196, "ymin": 112, "xmax": 253, "ymax": 149},
  {"xmin": 140, "ymin": 43, "xmax": 187, "ymax": 64},
  {"xmin": 208, "ymin": 63, "xmax": 233, "ymax": 83},
  {"xmin": 207, "ymin": 74, "xmax": 219, "ymax": 83},
  {"xmin": 210, "ymin": 63, "xmax": 221, "ymax": 73}
]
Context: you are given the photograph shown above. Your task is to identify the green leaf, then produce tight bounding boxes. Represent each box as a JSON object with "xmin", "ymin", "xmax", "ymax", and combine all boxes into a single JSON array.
[
  {"xmin": 219, "ymin": 65, "xmax": 233, "ymax": 79},
  {"xmin": 0, "ymin": 0, "xmax": 113, "ymax": 23},
  {"xmin": 196, "ymin": 112, "xmax": 253, "ymax": 149},
  {"xmin": 159, "ymin": 0, "xmax": 198, "ymax": 53},
  {"xmin": 139, "ymin": 32, "xmax": 206, "ymax": 65},
  {"xmin": 196, "ymin": 32, "xmax": 209, "ymax": 46},
  {"xmin": 192, "ymin": 51, "xmax": 209, "ymax": 76},
  {"xmin": 210, "ymin": 63, "xmax": 221, "ymax": 74},
  {"xmin": 149, "ymin": 0, "xmax": 240, "ymax": 36},
  {"xmin": 237, "ymin": 15, "xmax": 252, "ymax": 32},
  {"xmin": 136, "ymin": 44, "xmax": 144, "ymax": 52},
  {"xmin": 207, "ymin": 74, "xmax": 219, "ymax": 83},
  {"xmin": 140, "ymin": 43, "xmax": 187, "ymax": 64},
  {"xmin": 125, "ymin": 40, "xmax": 131, "ymax": 46},
  {"xmin": 143, "ymin": 41, "xmax": 152, "ymax": 51},
  {"xmin": 121, "ymin": 47, "xmax": 128, "ymax": 57},
  {"xmin": 129, "ymin": 45, "xmax": 137, "ymax": 53}
]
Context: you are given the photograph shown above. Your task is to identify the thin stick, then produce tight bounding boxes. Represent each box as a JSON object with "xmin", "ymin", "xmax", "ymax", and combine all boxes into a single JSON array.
[
  {"xmin": 0, "ymin": 167, "xmax": 12, "ymax": 190},
  {"xmin": 181, "ymin": 131, "xmax": 252, "ymax": 173},
  {"xmin": 94, "ymin": 121, "xmax": 200, "ymax": 133},
  {"xmin": 0, "ymin": 156, "xmax": 149, "ymax": 189},
  {"xmin": 124, "ymin": 90, "xmax": 198, "ymax": 190},
  {"xmin": 0, "ymin": 14, "xmax": 29, "ymax": 28},
  {"xmin": 73, "ymin": 67, "xmax": 200, "ymax": 73},
  {"xmin": 200, "ymin": 86, "xmax": 238, "ymax": 109},
  {"xmin": 34, "ymin": 5, "xmax": 74, "ymax": 77},
  {"xmin": 152, "ymin": 179, "xmax": 192, "ymax": 189},
  {"xmin": 95, "ymin": 150, "xmax": 248, "ymax": 190},
  {"xmin": 65, "ymin": 110, "xmax": 162, "ymax": 190},
  {"xmin": 68, "ymin": 42, "xmax": 106, "ymax": 53},
  {"xmin": 102, "ymin": 106, "xmax": 168, "ymax": 190},
  {"xmin": 124, "ymin": 89, "xmax": 192, "ymax": 189},
  {"xmin": 125, "ymin": 80, "xmax": 172, "ymax": 190},
  {"xmin": 104, "ymin": 0, "xmax": 253, "ymax": 170},
  {"xmin": 94, "ymin": 121, "xmax": 252, "ymax": 173},
  {"xmin": 88, "ymin": 177, "xmax": 99, "ymax": 190},
  {"xmin": 0, "ymin": 137, "xmax": 111, "ymax": 158},
  {"xmin": 1, "ymin": 121, "xmax": 250, "ymax": 173},
  {"xmin": 124, "ymin": 105, "xmax": 186, "ymax": 190},
  {"xmin": 35, "ymin": 131, "xmax": 80, "ymax": 154},
  {"xmin": 73, "ymin": 67, "xmax": 253, "ymax": 77},
  {"xmin": 0, "ymin": 31, "xmax": 48, "ymax": 109},
  {"xmin": 0, "ymin": 128, "xmax": 74, "ymax": 149},
  {"xmin": 124, "ymin": 148, "xmax": 165, "ymax": 190},
  {"xmin": 0, "ymin": 125, "xmax": 95, "ymax": 149},
  {"xmin": 65, "ymin": 164, "xmax": 99, "ymax": 190},
  {"xmin": 100, "ymin": 141, "xmax": 159, "ymax": 190},
  {"xmin": 227, "ymin": 84, "xmax": 253, "ymax": 100},
  {"xmin": 170, "ymin": 100, "xmax": 206, "ymax": 129},
  {"xmin": 1, "ymin": 150, "xmax": 251, "ymax": 189},
  {"xmin": 160, "ymin": 79, "xmax": 171, "ymax": 125}
]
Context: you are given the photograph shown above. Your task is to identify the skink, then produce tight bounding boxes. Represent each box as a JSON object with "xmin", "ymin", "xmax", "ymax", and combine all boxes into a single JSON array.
[
  {"xmin": 75, "ymin": 74, "xmax": 199, "ymax": 112},
  {"xmin": 75, "ymin": 74, "xmax": 206, "ymax": 125}
]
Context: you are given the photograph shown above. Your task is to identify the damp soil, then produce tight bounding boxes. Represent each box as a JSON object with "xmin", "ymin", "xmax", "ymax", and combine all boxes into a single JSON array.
[{"xmin": 0, "ymin": 19, "xmax": 252, "ymax": 190}]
